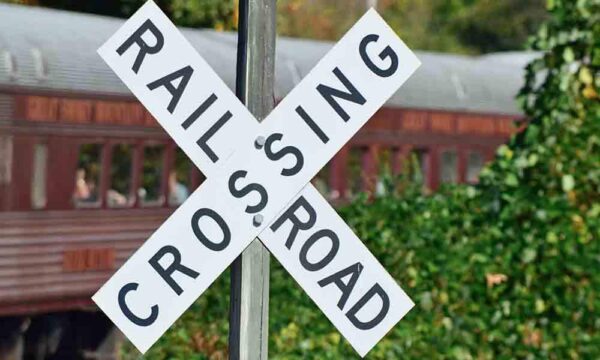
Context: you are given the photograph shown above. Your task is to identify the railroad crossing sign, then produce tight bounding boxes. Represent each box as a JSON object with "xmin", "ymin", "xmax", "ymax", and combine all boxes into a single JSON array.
[{"xmin": 93, "ymin": 1, "xmax": 420, "ymax": 357}]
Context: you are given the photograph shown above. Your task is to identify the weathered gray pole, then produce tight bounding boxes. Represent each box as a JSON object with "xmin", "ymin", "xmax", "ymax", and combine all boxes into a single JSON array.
[
  {"xmin": 366, "ymin": 0, "xmax": 378, "ymax": 10},
  {"xmin": 229, "ymin": 0, "xmax": 276, "ymax": 359}
]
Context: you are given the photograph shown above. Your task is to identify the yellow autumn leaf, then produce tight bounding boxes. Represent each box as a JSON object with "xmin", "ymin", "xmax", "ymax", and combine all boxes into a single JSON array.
[
  {"xmin": 579, "ymin": 67, "xmax": 593, "ymax": 85},
  {"xmin": 486, "ymin": 273, "xmax": 508, "ymax": 288},
  {"xmin": 582, "ymin": 85, "xmax": 598, "ymax": 99}
]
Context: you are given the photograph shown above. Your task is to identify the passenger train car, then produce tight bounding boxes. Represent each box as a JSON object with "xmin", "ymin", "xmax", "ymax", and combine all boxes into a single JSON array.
[{"xmin": 0, "ymin": 3, "xmax": 531, "ymax": 358}]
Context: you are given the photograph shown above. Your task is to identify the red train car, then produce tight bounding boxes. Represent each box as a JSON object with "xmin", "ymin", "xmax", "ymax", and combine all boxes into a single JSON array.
[{"xmin": 0, "ymin": 3, "xmax": 531, "ymax": 358}]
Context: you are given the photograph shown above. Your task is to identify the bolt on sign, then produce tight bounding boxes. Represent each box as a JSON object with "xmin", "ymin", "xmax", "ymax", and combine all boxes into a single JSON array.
[{"xmin": 93, "ymin": 1, "xmax": 420, "ymax": 357}]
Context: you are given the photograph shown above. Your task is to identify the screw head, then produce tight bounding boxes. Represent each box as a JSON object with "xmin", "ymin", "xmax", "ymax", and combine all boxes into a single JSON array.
[
  {"xmin": 253, "ymin": 214, "xmax": 264, "ymax": 227},
  {"xmin": 254, "ymin": 136, "xmax": 266, "ymax": 149}
]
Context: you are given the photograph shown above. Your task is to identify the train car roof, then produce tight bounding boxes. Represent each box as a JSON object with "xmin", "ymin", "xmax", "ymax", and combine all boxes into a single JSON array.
[{"xmin": 0, "ymin": 3, "xmax": 534, "ymax": 116}]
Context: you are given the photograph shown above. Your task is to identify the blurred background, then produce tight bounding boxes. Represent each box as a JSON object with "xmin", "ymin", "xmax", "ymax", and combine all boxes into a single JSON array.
[{"xmin": 0, "ymin": 0, "xmax": 597, "ymax": 359}]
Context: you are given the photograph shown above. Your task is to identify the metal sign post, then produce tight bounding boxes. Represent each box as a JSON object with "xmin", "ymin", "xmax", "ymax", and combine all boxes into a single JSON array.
[
  {"xmin": 366, "ymin": 0, "xmax": 378, "ymax": 10},
  {"xmin": 229, "ymin": 0, "xmax": 276, "ymax": 359}
]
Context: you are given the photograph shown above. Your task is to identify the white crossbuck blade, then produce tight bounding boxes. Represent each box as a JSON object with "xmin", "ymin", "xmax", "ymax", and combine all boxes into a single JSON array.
[{"xmin": 92, "ymin": 1, "xmax": 420, "ymax": 356}]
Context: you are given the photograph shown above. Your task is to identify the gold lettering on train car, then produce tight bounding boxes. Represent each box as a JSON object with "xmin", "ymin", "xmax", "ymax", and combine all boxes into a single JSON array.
[
  {"xmin": 430, "ymin": 113, "xmax": 455, "ymax": 134},
  {"xmin": 401, "ymin": 110, "xmax": 427, "ymax": 131},
  {"xmin": 23, "ymin": 95, "xmax": 59, "ymax": 122},
  {"xmin": 59, "ymin": 99, "xmax": 94, "ymax": 123}
]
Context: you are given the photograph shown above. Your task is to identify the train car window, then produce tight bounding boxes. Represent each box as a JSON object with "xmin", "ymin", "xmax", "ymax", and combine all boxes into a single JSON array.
[
  {"xmin": 440, "ymin": 150, "xmax": 458, "ymax": 184},
  {"xmin": 467, "ymin": 151, "xmax": 485, "ymax": 183},
  {"xmin": 31, "ymin": 143, "xmax": 47, "ymax": 209},
  {"xmin": 169, "ymin": 148, "xmax": 191, "ymax": 206},
  {"xmin": 0, "ymin": 136, "xmax": 13, "ymax": 186},
  {"xmin": 140, "ymin": 145, "xmax": 165, "ymax": 206},
  {"xmin": 346, "ymin": 147, "xmax": 364, "ymax": 199},
  {"xmin": 312, "ymin": 164, "xmax": 331, "ymax": 199},
  {"xmin": 74, "ymin": 144, "xmax": 101, "ymax": 207},
  {"xmin": 108, "ymin": 144, "xmax": 133, "ymax": 208}
]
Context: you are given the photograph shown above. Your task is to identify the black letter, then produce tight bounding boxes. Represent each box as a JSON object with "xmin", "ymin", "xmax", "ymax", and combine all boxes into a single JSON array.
[
  {"xmin": 228, "ymin": 170, "xmax": 268, "ymax": 214},
  {"xmin": 148, "ymin": 245, "xmax": 199, "ymax": 296},
  {"xmin": 296, "ymin": 106, "xmax": 330, "ymax": 144},
  {"xmin": 191, "ymin": 208, "xmax": 231, "ymax": 251},
  {"xmin": 299, "ymin": 229, "xmax": 340, "ymax": 271},
  {"xmin": 118, "ymin": 282, "xmax": 159, "ymax": 327},
  {"xmin": 263, "ymin": 133, "xmax": 304, "ymax": 176},
  {"xmin": 270, "ymin": 196, "xmax": 316, "ymax": 249},
  {"xmin": 318, "ymin": 262, "xmax": 363, "ymax": 310},
  {"xmin": 196, "ymin": 111, "xmax": 232, "ymax": 163},
  {"xmin": 182, "ymin": 93, "xmax": 218, "ymax": 130},
  {"xmin": 117, "ymin": 19, "xmax": 164, "ymax": 74},
  {"xmin": 316, "ymin": 67, "xmax": 366, "ymax": 122},
  {"xmin": 346, "ymin": 283, "xmax": 390, "ymax": 330},
  {"xmin": 359, "ymin": 34, "xmax": 399, "ymax": 78},
  {"xmin": 147, "ymin": 65, "xmax": 194, "ymax": 113}
]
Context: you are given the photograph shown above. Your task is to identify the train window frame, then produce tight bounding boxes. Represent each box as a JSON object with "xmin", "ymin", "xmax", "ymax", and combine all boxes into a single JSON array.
[
  {"xmin": 73, "ymin": 142, "xmax": 103, "ymax": 209},
  {"xmin": 0, "ymin": 135, "xmax": 13, "ymax": 186}
]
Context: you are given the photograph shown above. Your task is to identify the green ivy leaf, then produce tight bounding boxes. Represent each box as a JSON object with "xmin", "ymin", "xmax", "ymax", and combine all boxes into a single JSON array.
[
  {"xmin": 563, "ymin": 47, "xmax": 575, "ymax": 62},
  {"xmin": 505, "ymin": 173, "xmax": 519, "ymax": 187},
  {"xmin": 522, "ymin": 248, "xmax": 537, "ymax": 263},
  {"xmin": 562, "ymin": 174, "xmax": 575, "ymax": 191}
]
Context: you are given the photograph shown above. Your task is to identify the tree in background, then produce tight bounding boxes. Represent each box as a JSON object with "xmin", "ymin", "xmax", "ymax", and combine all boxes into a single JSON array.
[
  {"xmin": 2, "ymin": 0, "xmax": 546, "ymax": 54},
  {"xmin": 276, "ymin": 0, "xmax": 547, "ymax": 54},
  {"xmin": 1, "ymin": 0, "xmax": 237, "ymax": 31},
  {"xmin": 453, "ymin": 0, "xmax": 548, "ymax": 53},
  {"xmin": 376, "ymin": 0, "xmax": 468, "ymax": 53},
  {"xmin": 276, "ymin": 0, "xmax": 365, "ymax": 41},
  {"xmin": 2, "ymin": 0, "xmax": 126, "ymax": 17},
  {"xmin": 121, "ymin": 0, "xmax": 237, "ymax": 30}
]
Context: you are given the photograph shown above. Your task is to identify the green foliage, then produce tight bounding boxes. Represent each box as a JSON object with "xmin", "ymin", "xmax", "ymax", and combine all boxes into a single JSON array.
[
  {"xmin": 2, "ymin": 0, "xmax": 546, "ymax": 53},
  {"xmin": 452, "ymin": 0, "xmax": 548, "ymax": 53},
  {"xmin": 122, "ymin": 0, "xmax": 599, "ymax": 358},
  {"xmin": 276, "ymin": 0, "xmax": 365, "ymax": 42},
  {"xmin": 277, "ymin": 0, "xmax": 547, "ymax": 54},
  {"xmin": 377, "ymin": 0, "xmax": 468, "ymax": 54},
  {"xmin": 121, "ymin": 0, "xmax": 236, "ymax": 30},
  {"xmin": 0, "ymin": 0, "xmax": 237, "ymax": 31}
]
